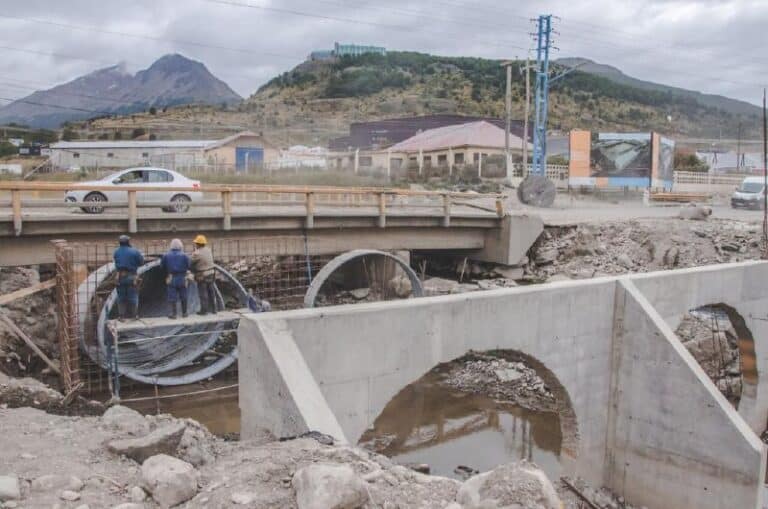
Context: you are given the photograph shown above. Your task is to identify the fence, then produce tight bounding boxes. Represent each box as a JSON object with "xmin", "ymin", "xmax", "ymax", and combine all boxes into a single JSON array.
[
  {"xmin": 0, "ymin": 181, "xmax": 503, "ymax": 237},
  {"xmin": 673, "ymin": 171, "xmax": 749, "ymax": 186}
]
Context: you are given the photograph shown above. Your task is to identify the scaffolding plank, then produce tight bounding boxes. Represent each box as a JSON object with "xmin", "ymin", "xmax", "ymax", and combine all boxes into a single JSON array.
[{"xmin": 108, "ymin": 308, "xmax": 251, "ymax": 335}]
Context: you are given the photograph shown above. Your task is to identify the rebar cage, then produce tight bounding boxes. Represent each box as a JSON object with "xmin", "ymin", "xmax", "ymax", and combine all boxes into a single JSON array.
[{"xmin": 53, "ymin": 235, "xmax": 334, "ymax": 401}]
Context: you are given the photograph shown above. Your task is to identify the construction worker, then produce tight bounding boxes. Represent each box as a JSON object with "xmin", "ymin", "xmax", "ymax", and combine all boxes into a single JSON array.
[
  {"xmin": 161, "ymin": 238, "xmax": 190, "ymax": 319},
  {"xmin": 113, "ymin": 235, "xmax": 144, "ymax": 320},
  {"xmin": 190, "ymin": 234, "xmax": 218, "ymax": 315}
]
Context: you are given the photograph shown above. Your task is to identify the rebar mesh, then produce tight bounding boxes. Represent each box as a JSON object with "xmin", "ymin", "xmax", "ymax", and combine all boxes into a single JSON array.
[{"xmin": 55, "ymin": 235, "xmax": 335, "ymax": 399}]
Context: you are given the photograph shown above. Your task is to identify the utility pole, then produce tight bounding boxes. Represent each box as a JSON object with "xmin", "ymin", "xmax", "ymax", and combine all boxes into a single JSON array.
[
  {"xmin": 737, "ymin": 122, "xmax": 742, "ymax": 171},
  {"xmin": 517, "ymin": 14, "xmax": 557, "ymax": 208},
  {"xmin": 503, "ymin": 61, "xmax": 513, "ymax": 181},
  {"xmin": 531, "ymin": 14, "xmax": 553, "ymax": 177},
  {"xmin": 522, "ymin": 54, "xmax": 531, "ymax": 176},
  {"xmin": 762, "ymin": 88, "xmax": 767, "ymax": 257}
]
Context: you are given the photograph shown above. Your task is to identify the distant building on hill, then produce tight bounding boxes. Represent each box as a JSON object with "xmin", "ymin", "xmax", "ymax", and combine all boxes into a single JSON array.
[
  {"xmin": 329, "ymin": 114, "xmax": 530, "ymax": 151},
  {"xmin": 308, "ymin": 42, "xmax": 386, "ymax": 62},
  {"xmin": 333, "ymin": 42, "xmax": 386, "ymax": 58}
]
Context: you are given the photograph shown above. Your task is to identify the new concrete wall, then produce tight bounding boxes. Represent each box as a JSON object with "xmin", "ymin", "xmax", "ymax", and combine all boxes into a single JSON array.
[
  {"xmin": 607, "ymin": 279, "xmax": 764, "ymax": 509},
  {"xmin": 239, "ymin": 262, "xmax": 768, "ymax": 509},
  {"xmin": 631, "ymin": 261, "xmax": 768, "ymax": 434}
]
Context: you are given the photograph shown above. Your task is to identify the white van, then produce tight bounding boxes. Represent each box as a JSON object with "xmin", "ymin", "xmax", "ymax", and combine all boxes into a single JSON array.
[{"xmin": 731, "ymin": 176, "xmax": 766, "ymax": 209}]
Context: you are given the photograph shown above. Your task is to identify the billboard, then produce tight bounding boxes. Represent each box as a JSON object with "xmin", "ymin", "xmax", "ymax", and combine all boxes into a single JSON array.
[{"xmin": 569, "ymin": 130, "xmax": 674, "ymax": 189}]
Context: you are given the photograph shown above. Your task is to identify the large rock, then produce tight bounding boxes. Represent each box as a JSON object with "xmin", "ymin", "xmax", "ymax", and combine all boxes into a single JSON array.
[
  {"xmin": 102, "ymin": 405, "xmax": 151, "ymax": 436},
  {"xmin": 108, "ymin": 422, "xmax": 186, "ymax": 463},
  {"xmin": 177, "ymin": 421, "xmax": 216, "ymax": 466},
  {"xmin": 293, "ymin": 463, "xmax": 370, "ymax": 509},
  {"xmin": 456, "ymin": 461, "xmax": 561, "ymax": 509},
  {"xmin": 0, "ymin": 475, "xmax": 20, "ymax": 501},
  {"xmin": 678, "ymin": 204, "xmax": 712, "ymax": 221},
  {"xmin": 30, "ymin": 474, "xmax": 83, "ymax": 493},
  {"xmin": 141, "ymin": 454, "xmax": 199, "ymax": 508}
]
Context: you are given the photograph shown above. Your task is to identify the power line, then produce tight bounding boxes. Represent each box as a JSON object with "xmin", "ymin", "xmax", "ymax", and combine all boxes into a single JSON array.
[
  {"xmin": 0, "ymin": 14, "xmax": 302, "ymax": 60},
  {"xmin": 203, "ymin": 0, "xmax": 528, "ymax": 51}
]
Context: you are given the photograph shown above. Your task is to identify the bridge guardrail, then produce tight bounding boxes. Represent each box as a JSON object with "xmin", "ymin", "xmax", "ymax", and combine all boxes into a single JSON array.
[{"xmin": 0, "ymin": 182, "xmax": 505, "ymax": 236}]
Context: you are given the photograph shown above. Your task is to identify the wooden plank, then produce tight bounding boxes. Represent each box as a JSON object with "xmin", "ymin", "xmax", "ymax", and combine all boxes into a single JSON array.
[
  {"xmin": 0, "ymin": 279, "xmax": 55, "ymax": 306},
  {"xmin": 109, "ymin": 308, "xmax": 250, "ymax": 336},
  {"xmin": 0, "ymin": 312, "xmax": 60, "ymax": 374}
]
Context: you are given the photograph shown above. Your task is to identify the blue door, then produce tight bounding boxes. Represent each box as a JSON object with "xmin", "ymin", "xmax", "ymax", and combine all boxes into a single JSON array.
[{"xmin": 235, "ymin": 147, "xmax": 264, "ymax": 172}]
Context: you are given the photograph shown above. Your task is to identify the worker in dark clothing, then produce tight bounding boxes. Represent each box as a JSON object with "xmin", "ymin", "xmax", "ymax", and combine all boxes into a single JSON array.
[
  {"xmin": 190, "ymin": 234, "xmax": 218, "ymax": 315},
  {"xmin": 113, "ymin": 235, "xmax": 144, "ymax": 320},
  {"xmin": 161, "ymin": 238, "xmax": 190, "ymax": 319}
]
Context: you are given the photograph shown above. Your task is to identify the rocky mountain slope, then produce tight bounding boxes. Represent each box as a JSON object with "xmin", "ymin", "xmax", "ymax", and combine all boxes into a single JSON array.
[
  {"xmin": 242, "ymin": 51, "xmax": 761, "ymax": 141},
  {"xmin": 0, "ymin": 54, "xmax": 241, "ymax": 128}
]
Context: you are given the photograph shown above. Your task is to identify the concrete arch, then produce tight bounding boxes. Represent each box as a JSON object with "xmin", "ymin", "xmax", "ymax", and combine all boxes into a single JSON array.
[
  {"xmin": 303, "ymin": 249, "xmax": 423, "ymax": 308},
  {"xmin": 362, "ymin": 348, "xmax": 580, "ymax": 463},
  {"xmin": 630, "ymin": 264, "xmax": 768, "ymax": 434}
]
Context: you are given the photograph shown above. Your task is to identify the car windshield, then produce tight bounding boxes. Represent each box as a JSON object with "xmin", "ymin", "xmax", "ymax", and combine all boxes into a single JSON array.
[{"xmin": 738, "ymin": 182, "xmax": 764, "ymax": 193}]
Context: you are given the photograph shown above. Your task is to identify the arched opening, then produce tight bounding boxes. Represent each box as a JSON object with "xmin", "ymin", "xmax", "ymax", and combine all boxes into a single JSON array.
[
  {"xmin": 358, "ymin": 349, "xmax": 579, "ymax": 482},
  {"xmin": 674, "ymin": 303, "xmax": 757, "ymax": 409}
]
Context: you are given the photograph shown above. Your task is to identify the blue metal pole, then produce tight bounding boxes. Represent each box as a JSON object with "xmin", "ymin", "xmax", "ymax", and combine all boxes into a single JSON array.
[{"xmin": 532, "ymin": 15, "xmax": 552, "ymax": 177}]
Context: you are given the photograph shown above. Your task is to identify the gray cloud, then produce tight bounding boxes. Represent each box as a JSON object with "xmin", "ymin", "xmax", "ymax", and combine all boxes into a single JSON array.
[{"xmin": 0, "ymin": 0, "xmax": 765, "ymax": 106}]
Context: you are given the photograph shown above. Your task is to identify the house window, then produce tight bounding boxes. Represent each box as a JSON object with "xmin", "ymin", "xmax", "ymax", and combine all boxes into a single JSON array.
[
  {"xmin": 473, "ymin": 153, "xmax": 479, "ymax": 162},
  {"xmin": 437, "ymin": 154, "xmax": 447, "ymax": 165},
  {"xmin": 107, "ymin": 152, "xmax": 114, "ymax": 158},
  {"xmin": 390, "ymin": 158, "xmax": 403, "ymax": 169},
  {"xmin": 72, "ymin": 152, "xmax": 80, "ymax": 159},
  {"xmin": 141, "ymin": 152, "xmax": 149, "ymax": 158},
  {"xmin": 359, "ymin": 156, "xmax": 373, "ymax": 167},
  {"xmin": 422, "ymin": 155, "xmax": 432, "ymax": 167},
  {"xmin": 454, "ymin": 153, "xmax": 464, "ymax": 164}
]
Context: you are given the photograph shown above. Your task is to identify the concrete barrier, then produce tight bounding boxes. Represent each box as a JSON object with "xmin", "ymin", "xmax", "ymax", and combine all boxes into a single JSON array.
[{"xmin": 239, "ymin": 262, "xmax": 768, "ymax": 509}]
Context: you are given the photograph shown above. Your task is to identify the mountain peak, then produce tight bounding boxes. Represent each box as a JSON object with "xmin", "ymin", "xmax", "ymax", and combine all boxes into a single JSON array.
[{"xmin": 0, "ymin": 54, "xmax": 241, "ymax": 128}]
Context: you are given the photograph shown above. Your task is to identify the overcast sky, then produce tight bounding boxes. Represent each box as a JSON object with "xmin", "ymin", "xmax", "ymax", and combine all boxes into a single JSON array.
[{"xmin": 0, "ymin": 0, "xmax": 766, "ymax": 107}]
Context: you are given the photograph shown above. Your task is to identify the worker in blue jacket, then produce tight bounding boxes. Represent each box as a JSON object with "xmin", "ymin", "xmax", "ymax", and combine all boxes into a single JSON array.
[
  {"xmin": 161, "ymin": 238, "xmax": 191, "ymax": 319},
  {"xmin": 113, "ymin": 235, "xmax": 144, "ymax": 320}
]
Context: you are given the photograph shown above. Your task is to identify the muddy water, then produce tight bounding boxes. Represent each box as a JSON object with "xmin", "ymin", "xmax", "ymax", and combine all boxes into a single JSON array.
[
  {"xmin": 120, "ymin": 381, "xmax": 240, "ymax": 436},
  {"xmin": 359, "ymin": 371, "xmax": 562, "ymax": 481}
]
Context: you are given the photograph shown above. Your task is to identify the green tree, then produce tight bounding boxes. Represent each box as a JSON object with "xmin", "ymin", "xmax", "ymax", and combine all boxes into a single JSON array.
[
  {"xmin": 0, "ymin": 141, "xmax": 17, "ymax": 157},
  {"xmin": 149, "ymin": 106, "xmax": 157, "ymax": 115},
  {"xmin": 113, "ymin": 131, "xmax": 123, "ymax": 140},
  {"xmin": 61, "ymin": 127, "xmax": 77, "ymax": 141},
  {"xmin": 131, "ymin": 128, "xmax": 147, "ymax": 139}
]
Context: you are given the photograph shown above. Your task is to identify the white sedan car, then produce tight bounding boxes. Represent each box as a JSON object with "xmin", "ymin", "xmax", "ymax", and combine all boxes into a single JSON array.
[{"xmin": 65, "ymin": 167, "xmax": 203, "ymax": 214}]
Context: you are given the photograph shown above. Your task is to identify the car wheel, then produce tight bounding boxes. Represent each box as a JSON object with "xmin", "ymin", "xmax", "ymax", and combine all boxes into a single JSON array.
[
  {"xmin": 168, "ymin": 194, "xmax": 191, "ymax": 213},
  {"xmin": 82, "ymin": 192, "xmax": 107, "ymax": 214}
]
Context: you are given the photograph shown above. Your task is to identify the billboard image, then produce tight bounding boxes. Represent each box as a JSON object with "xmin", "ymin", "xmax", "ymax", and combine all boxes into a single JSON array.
[{"xmin": 590, "ymin": 133, "xmax": 652, "ymax": 178}]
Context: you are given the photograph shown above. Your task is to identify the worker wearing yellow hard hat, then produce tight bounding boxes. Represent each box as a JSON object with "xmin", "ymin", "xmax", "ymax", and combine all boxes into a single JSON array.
[{"xmin": 190, "ymin": 234, "xmax": 218, "ymax": 315}]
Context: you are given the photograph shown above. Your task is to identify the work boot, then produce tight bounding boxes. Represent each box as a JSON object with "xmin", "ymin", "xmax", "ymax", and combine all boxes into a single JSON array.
[
  {"xmin": 117, "ymin": 302, "xmax": 127, "ymax": 321},
  {"xmin": 181, "ymin": 299, "xmax": 188, "ymax": 318},
  {"xmin": 168, "ymin": 302, "xmax": 177, "ymax": 319}
]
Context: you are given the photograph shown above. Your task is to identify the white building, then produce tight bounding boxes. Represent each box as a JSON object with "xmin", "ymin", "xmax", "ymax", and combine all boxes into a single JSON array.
[{"xmin": 47, "ymin": 132, "xmax": 279, "ymax": 172}]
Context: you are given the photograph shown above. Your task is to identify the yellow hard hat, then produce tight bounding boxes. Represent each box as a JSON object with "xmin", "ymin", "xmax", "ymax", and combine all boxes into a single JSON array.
[{"xmin": 193, "ymin": 234, "xmax": 207, "ymax": 245}]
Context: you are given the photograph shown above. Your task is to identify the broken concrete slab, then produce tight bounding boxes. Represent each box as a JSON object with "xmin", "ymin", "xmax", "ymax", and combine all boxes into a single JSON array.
[{"xmin": 107, "ymin": 422, "xmax": 186, "ymax": 463}]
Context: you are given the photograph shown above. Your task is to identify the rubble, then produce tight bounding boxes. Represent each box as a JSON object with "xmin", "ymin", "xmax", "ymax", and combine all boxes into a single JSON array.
[
  {"xmin": 442, "ymin": 352, "xmax": 557, "ymax": 413},
  {"xmin": 527, "ymin": 219, "xmax": 763, "ymax": 281},
  {"xmin": 292, "ymin": 463, "xmax": 370, "ymax": 509},
  {"xmin": 676, "ymin": 306, "xmax": 742, "ymax": 406},
  {"xmin": 107, "ymin": 422, "xmax": 188, "ymax": 463},
  {"xmin": 457, "ymin": 461, "xmax": 561, "ymax": 509},
  {"xmin": 141, "ymin": 454, "xmax": 199, "ymax": 508}
]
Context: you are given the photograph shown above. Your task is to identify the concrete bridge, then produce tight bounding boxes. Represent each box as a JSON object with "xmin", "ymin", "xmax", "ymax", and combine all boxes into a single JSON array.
[
  {"xmin": 0, "ymin": 182, "xmax": 541, "ymax": 267},
  {"xmin": 237, "ymin": 261, "xmax": 768, "ymax": 509}
]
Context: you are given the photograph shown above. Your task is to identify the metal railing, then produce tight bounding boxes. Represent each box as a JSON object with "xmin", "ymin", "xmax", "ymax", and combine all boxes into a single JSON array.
[
  {"xmin": 673, "ymin": 171, "xmax": 750, "ymax": 186},
  {"xmin": 0, "ymin": 181, "xmax": 505, "ymax": 236}
]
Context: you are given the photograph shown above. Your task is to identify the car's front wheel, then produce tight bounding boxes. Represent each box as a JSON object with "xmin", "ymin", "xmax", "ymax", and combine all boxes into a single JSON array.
[
  {"xmin": 81, "ymin": 192, "xmax": 107, "ymax": 214},
  {"xmin": 167, "ymin": 194, "xmax": 191, "ymax": 213}
]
